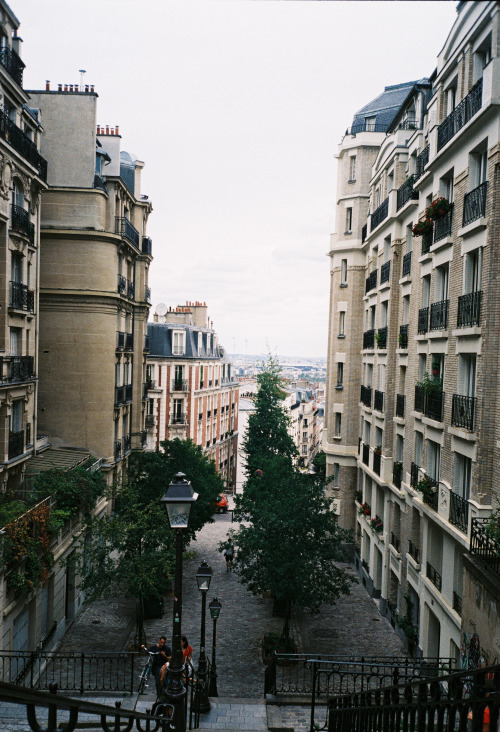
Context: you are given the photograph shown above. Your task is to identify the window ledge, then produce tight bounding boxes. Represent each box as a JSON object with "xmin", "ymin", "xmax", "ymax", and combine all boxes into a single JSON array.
[
  {"xmin": 430, "ymin": 236, "xmax": 453, "ymax": 253},
  {"xmin": 399, "ymin": 275, "xmax": 411, "ymax": 285},
  {"xmin": 339, "ymin": 283, "xmax": 348, "ymax": 288},
  {"xmin": 451, "ymin": 326, "xmax": 481, "ymax": 338},
  {"xmin": 448, "ymin": 425, "xmax": 477, "ymax": 442},
  {"xmin": 379, "ymin": 281, "xmax": 391, "ymax": 291},
  {"xmin": 458, "ymin": 217, "xmax": 487, "ymax": 238},
  {"xmin": 344, "ymin": 230, "xmax": 352, "ymax": 235},
  {"xmin": 418, "ymin": 251, "xmax": 433, "ymax": 264},
  {"xmin": 332, "ymin": 436, "xmax": 342, "ymax": 442},
  {"xmin": 348, "ymin": 179, "xmax": 356, "ymax": 184},
  {"xmin": 335, "ymin": 385, "xmax": 344, "ymax": 390},
  {"xmin": 337, "ymin": 334, "xmax": 346, "ymax": 339},
  {"xmin": 427, "ymin": 330, "xmax": 449, "ymax": 339}
]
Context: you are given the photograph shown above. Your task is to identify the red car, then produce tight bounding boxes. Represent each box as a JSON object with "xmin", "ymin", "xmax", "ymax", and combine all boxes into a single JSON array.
[{"xmin": 216, "ymin": 494, "xmax": 229, "ymax": 513}]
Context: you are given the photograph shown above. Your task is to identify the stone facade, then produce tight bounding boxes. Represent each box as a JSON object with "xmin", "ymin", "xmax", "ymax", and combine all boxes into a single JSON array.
[{"xmin": 324, "ymin": 1, "xmax": 500, "ymax": 664}]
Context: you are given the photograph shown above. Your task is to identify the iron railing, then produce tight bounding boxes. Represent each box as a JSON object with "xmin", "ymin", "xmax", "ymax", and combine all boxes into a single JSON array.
[
  {"xmin": 410, "ymin": 462, "xmax": 419, "ymax": 488},
  {"xmin": 451, "ymin": 393, "xmax": 476, "ymax": 431},
  {"xmin": 116, "ymin": 331, "xmax": 125, "ymax": 350},
  {"xmin": 426, "ymin": 561, "xmax": 442, "ymax": 591},
  {"xmin": 422, "ymin": 477, "xmax": 439, "ymax": 510},
  {"xmin": 171, "ymin": 413, "xmax": 187, "ymax": 425},
  {"xmin": 380, "ymin": 261, "xmax": 390, "ymax": 283},
  {"xmin": 425, "ymin": 390, "xmax": 444, "ymax": 421},
  {"xmin": 376, "ymin": 326, "xmax": 387, "ymax": 349},
  {"xmin": 365, "ymin": 270, "xmax": 377, "ymax": 293},
  {"xmin": 0, "ymin": 109, "xmax": 47, "ymax": 180},
  {"xmin": 437, "ymin": 78, "xmax": 483, "ymax": 150},
  {"xmin": 393, "ymin": 461, "xmax": 403, "ymax": 489},
  {"xmin": 122, "ymin": 434, "xmax": 131, "ymax": 452},
  {"xmin": 8, "ymin": 429, "xmax": 24, "ymax": 459},
  {"xmin": 347, "ymin": 122, "xmax": 390, "ymax": 135},
  {"xmin": 114, "ymin": 440, "xmax": 122, "ymax": 459},
  {"xmin": 421, "ymin": 228, "xmax": 433, "ymax": 254},
  {"xmin": 363, "ymin": 329, "xmax": 375, "ymax": 349},
  {"xmin": 470, "ymin": 517, "xmax": 500, "ymax": 577},
  {"xmin": 127, "ymin": 280, "xmax": 135, "ymax": 299},
  {"xmin": 11, "ymin": 204, "xmax": 35, "ymax": 243},
  {"xmin": 408, "ymin": 540, "xmax": 420, "ymax": 564},
  {"xmin": 453, "ymin": 591, "xmax": 463, "ymax": 615},
  {"xmin": 402, "ymin": 251, "xmax": 411, "ymax": 277},
  {"xmin": 115, "ymin": 217, "xmax": 140, "ymax": 249},
  {"xmin": 397, "ymin": 178, "xmax": 418, "ymax": 210},
  {"xmin": 433, "ymin": 206, "xmax": 453, "ymax": 242},
  {"xmin": 399, "ymin": 324, "xmax": 408, "ymax": 349},
  {"xmin": 142, "ymin": 236, "xmax": 152, "ymax": 255},
  {"xmin": 396, "ymin": 394, "xmax": 405, "ymax": 418},
  {"xmin": 414, "ymin": 384, "xmax": 425, "ymax": 413},
  {"xmin": 10, "ymin": 281, "xmax": 34, "ymax": 311},
  {"xmin": 0, "ymin": 46, "xmax": 24, "ymax": 85},
  {"xmin": 373, "ymin": 451, "xmax": 381, "ymax": 476},
  {"xmin": 417, "ymin": 307, "xmax": 428, "ymax": 334},
  {"xmin": 125, "ymin": 332, "xmax": 134, "ymax": 350},
  {"xmin": 371, "ymin": 198, "xmax": 389, "ymax": 230},
  {"xmin": 117, "ymin": 274, "xmax": 126, "ymax": 295},
  {"xmin": 2, "ymin": 355, "xmax": 35, "ymax": 381},
  {"xmin": 430, "ymin": 299, "xmax": 448, "ymax": 330},
  {"xmin": 450, "ymin": 491, "xmax": 469, "ymax": 534},
  {"xmin": 172, "ymin": 379, "xmax": 188, "ymax": 391},
  {"xmin": 414, "ymin": 145, "xmax": 429, "ymax": 179},
  {"xmin": 362, "ymin": 444, "xmax": 369, "ymax": 466},
  {"xmin": 390, "ymin": 532, "xmax": 401, "ymax": 553},
  {"xmin": 463, "ymin": 180, "xmax": 488, "ymax": 226},
  {"xmin": 360, "ymin": 385, "xmax": 372, "ymax": 408},
  {"xmin": 374, "ymin": 390, "xmax": 384, "ymax": 412},
  {"xmin": 457, "ymin": 290, "xmax": 482, "ymax": 327}
]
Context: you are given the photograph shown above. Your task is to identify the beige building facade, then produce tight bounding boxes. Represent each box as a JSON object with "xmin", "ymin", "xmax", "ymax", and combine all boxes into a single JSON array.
[{"xmin": 324, "ymin": 1, "xmax": 500, "ymax": 664}]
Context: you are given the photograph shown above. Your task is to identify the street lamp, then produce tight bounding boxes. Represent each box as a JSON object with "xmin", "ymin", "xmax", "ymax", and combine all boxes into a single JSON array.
[
  {"xmin": 195, "ymin": 560, "xmax": 213, "ymax": 713},
  {"xmin": 208, "ymin": 597, "xmax": 222, "ymax": 697},
  {"xmin": 160, "ymin": 472, "xmax": 198, "ymax": 732}
]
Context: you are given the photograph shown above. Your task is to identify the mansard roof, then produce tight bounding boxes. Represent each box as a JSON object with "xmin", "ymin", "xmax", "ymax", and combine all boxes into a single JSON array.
[
  {"xmin": 148, "ymin": 322, "xmax": 229, "ymax": 361},
  {"xmin": 349, "ymin": 80, "xmax": 418, "ymax": 132}
]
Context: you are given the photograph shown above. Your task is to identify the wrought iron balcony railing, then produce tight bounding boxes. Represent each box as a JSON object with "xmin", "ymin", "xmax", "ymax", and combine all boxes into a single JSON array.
[
  {"xmin": 430, "ymin": 299, "xmax": 448, "ymax": 330},
  {"xmin": 10, "ymin": 281, "xmax": 34, "ymax": 312},
  {"xmin": 433, "ymin": 206, "xmax": 453, "ymax": 242},
  {"xmin": 362, "ymin": 443, "xmax": 369, "ymax": 466},
  {"xmin": 363, "ymin": 329, "xmax": 375, "ymax": 349},
  {"xmin": 115, "ymin": 217, "xmax": 140, "ymax": 249},
  {"xmin": 348, "ymin": 122, "xmax": 390, "ymax": 135},
  {"xmin": 172, "ymin": 379, "xmax": 188, "ymax": 391},
  {"xmin": 380, "ymin": 261, "xmax": 390, "ymax": 284},
  {"xmin": 437, "ymin": 78, "xmax": 482, "ymax": 151},
  {"xmin": 390, "ymin": 532, "xmax": 401, "ymax": 553},
  {"xmin": 463, "ymin": 180, "xmax": 488, "ymax": 226},
  {"xmin": 0, "ymin": 109, "xmax": 47, "ymax": 180},
  {"xmin": 399, "ymin": 324, "xmax": 408, "ymax": 349},
  {"xmin": 125, "ymin": 333, "xmax": 134, "ymax": 350},
  {"xmin": 402, "ymin": 251, "xmax": 411, "ymax": 277},
  {"xmin": 117, "ymin": 274, "xmax": 126, "ymax": 295},
  {"xmin": 457, "ymin": 290, "xmax": 482, "ymax": 327},
  {"xmin": 373, "ymin": 451, "xmax": 381, "ymax": 476},
  {"xmin": 421, "ymin": 229, "xmax": 433, "ymax": 254},
  {"xmin": 127, "ymin": 280, "xmax": 135, "ymax": 300},
  {"xmin": 171, "ymin": 412, "xmax": 187, "ymax": 425},
  {"xmin": 393, "ymin": 461, "xmax": 403, "ymax": 489},
  {"xmin": 425, "ymin": 390, "xmax": 444, "ymax": 422},
  {"xmin": 115, "ymin": 385, "xmax": 125, "ymax": 405},
  {"xmin": 422, "ymin": 476, "xmax": 439, "ymax": 510},
  {"xmin": 396, "ymin": 178, "xmax": 418, "ymax": 210},
  {"xmin": 414, "ymin": 384, "xmax": 425, "ymax": 413},
  {"xmin": 426, "ymin": 561, "xmax": 442, "ymax": 591},
  {"xmin": 142, "ymin": 236, "xmax": 152, "ymax": 255},
  {"xmin": 376, "ymin": 326, "xmax": 387, "ymax": 349},
  {"xmin": 408, "ymin": 539, "xmax": 420, "ymax": 564},
  {"xmin": 453, "ymin": 591, "xmax": 463, "ymax": 615},
  {"xmin": 417, "ymin": 306, "xmax": 428, "ymax": 334},
  {"xmin": 374, "ymin": 390, "xmax": 384, "ymax": 412},
  {"xmin": 145, "ymin": 414, "xmax": 155, "ymax": 427},
  {"xmin": 114, "ymin": 440, "xmax": 122, "ymax": 459},
  {"xmin": 122, "ymin": 434, "xmax": 131, "ymax": 452},
  {"xmin": 396, "ymin": 394, "xmax": 405, "ymax": 418},
  {"xmin": 450, "ymin": 491, "xmax": 468, "ymax": 534},
  {"xmin": 365, "ymin": 269, "xmax": 377, "ymax": 293},
  {"xmin": 451, "ymin": 393, "xmax": 476, "ymax": 431},
  {"xmin": 414, "ymin": 145, "xmax": 429, "ymax": 179},
  {"xmin": 8, "ymin": 429, "xmax": 24, "ymax": 460},
  {"xmin": 1, "ymin": 355, "xmax": 35, "ymax": 381},
  {"xmin": 11, "ymin": 204, "xmax": 35, "ymax": 243},
  {"xmin": 0, "ymin": 45, "xmax": 24, "ymax": 85},
  {"xmin": 370, "ymin": 198, "xmax": 389, "ymax": 230},
  {"xmin": 116, "ymin": 331, "xmax": 125, "ymax": 350},
  {"xmin": 470, "ymin": 517, "xmax": 500, "ymax": 577},
  {"xmin": 410, "ymin": 462, "xmax": 419, "ymax": 488},
  {"xmin": 360, "ymin": 385, "xmax": 372, "ymax": 407}
]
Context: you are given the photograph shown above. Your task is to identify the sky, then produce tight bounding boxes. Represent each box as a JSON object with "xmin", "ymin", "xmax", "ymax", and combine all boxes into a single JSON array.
[{"xmin": 15, "ymin": 0, "xmax": 459, "ymax": 358}]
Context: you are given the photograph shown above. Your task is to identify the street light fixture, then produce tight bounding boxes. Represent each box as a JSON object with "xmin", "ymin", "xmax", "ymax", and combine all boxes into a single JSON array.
[
  {"xmin": 208, "ymin": 597, "xmax": 222, "ymax": 697},
  {"xmin": 160, "ymin": 472, "xmax": 198, "ymax": 732},
  {"xmin": 195, "ymin": 560, "xmax": 213, "ymax": 712}
]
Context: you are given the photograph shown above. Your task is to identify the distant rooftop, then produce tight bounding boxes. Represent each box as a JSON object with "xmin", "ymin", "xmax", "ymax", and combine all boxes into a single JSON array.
[{"xmin": 346, "ymin": 80, "xmax": 419, "ymax": 136}]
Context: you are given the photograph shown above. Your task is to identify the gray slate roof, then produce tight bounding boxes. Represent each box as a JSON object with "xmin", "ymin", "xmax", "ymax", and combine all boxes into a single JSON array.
[
  {"xmin": 148, "ymin": 322, "xmax": 229, "ymax": 361},
  {"xmin": 350, "ymin": 80, "xmax": 418, "ymax": 132}
]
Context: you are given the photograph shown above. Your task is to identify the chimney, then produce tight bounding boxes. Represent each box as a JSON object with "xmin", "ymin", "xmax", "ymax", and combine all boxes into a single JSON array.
[
  {"xmin": 58, "ymin": 84, "xmax": 62, "ymax": 91},
  {"xmin": 64, "ymin": 84, "xmax": 68, "ymax": 92},
  {"xmin": 115, "ymin": 125, "xmax": 119, "ymax": 135},
  {"xmin": 45, "ymin": 80, "xmax": 50, "ymax": 91},
  {"xmin": 106, "ymin": 125, "xmax": 109, "ymax": 134}
]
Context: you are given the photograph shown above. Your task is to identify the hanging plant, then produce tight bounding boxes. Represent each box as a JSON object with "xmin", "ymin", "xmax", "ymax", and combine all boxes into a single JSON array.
[
  {"xmin": 412, "ymin": 219, "xmax": 433, "ymax": 237},
  {"xmin": 425, "ymin": 197, "xmax": 452, "ymax": 221}
]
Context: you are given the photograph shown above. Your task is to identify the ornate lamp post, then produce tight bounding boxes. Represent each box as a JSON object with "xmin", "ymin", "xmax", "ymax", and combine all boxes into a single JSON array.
[
  {"xmin": 160, "ymin": 472, "xmax": 198, "ymax": 732},
  {"xmin": 195, "ymin": 560, "xmax": 213, "ymax": 713},
  {"xmin": 208, "ymin": 597, "xmax": 222, "ymax": 697}
]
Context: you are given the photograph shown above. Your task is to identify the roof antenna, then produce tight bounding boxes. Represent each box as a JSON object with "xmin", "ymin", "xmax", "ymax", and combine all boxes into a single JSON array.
[{"xmin": 79, "ymin": 69, "xmax": 86, "ymax": 92}]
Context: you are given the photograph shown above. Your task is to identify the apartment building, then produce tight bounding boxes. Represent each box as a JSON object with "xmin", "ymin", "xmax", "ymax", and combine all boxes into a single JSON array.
[
  {"xmin": 27, "ymin": 88, "xmax": 153, "ymax": 487},
  {"xmin": 285, "ymin": 387, "xmax": 320, "ymax": 469},
  {"xmin": 324, "ymin": 1, "xmax": 500, "ymax": 663},
  {"xmin": 146, "ymin": 302, "xmax": 239, "ymax": 490}
]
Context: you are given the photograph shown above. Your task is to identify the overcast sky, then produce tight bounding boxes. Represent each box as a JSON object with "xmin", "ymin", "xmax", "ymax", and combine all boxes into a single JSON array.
[{"xmin": 16, "ymin": 0, "xmax": 458, "ymax": 358}]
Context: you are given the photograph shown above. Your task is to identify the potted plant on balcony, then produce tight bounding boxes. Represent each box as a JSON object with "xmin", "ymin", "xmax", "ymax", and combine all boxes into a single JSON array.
[
  {"xmin": 355, "ymin": 489, "xmax": 362, "ymax": 503},
  {"xmin": 426, "ymin": 197, "xmax": 452, "ymax": 221},
  {"xmin": 432, "ymin": 361, "xmax": 440, "ymax": 377},
  {"xmin": 416, "ymin": 476, "xmax": 437, "ymax": 499},
  {"xmin": 374, "ymin": 445, "xmax": 382, "ymax": 456},
  {"xmin": 358, "ymin": 501, "xmax": 371, "ymax": 517},
  {"xmin": 370, "ymin": 515, "xmax": 383, "ymax": 533},
  {"xmin": 411, "ymin": 218, "xmax": 433, "ymax": 237},
  {"xmin": 416, "ymin": 372, "xmax": 442, "ymax": 395}
]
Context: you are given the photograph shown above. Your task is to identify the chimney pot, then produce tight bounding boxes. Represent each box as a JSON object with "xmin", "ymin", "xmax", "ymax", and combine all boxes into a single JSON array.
[
  {"xmin": 64, "ymin": 84, "xmax": 68, "ymax": 92},
  {"xmin": 116, "ymin": 125, "xmax": 119, "ymax": 135},
  {"xmin": 90, "ymin": 85, "xmax": 95, "ymax": 92},
  {"xmin": 58, "ymin": 84, "xmax": 62, "ymax": 91},
  {"xmin": 106, "ymin": 125, "xmax": 109, "ymax": 134},
  {"xmin": 45, "ymin": 80, "xmax": 50, "ymax": 91}
]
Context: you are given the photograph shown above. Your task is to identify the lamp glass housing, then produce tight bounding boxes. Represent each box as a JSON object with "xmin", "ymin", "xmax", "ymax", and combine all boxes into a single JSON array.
[
  {"xmin": 161, "ymin": 472, "xmax": 199, "ymax": 530},
  {"xmin": 196, "ymin": 561, "xmax": 213, "ymax": 592},
  {"xmin": 209, "ymin": 597, "xmax": 222, "ymax": 620}
]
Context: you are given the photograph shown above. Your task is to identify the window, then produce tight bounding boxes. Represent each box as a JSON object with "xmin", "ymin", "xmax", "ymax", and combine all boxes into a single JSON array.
[
  {"xmin": 406, "ymin": 224, "xmax": 413, "ymax": 253},
  {"xmin": 464, "ymin": 248, "xmax": 482, "ymax": 293},
  {"xmin": 173, "ymin": 399, "xmax": 184, "ymax": 423},
  {"xmin": 172, "ymin": 331, "xmax": 186, "ymax": 356},
  {"xmin": 440, "ymin": 169, "xmax": 454, "ymax": 203},
  {"xmin": 396, "ymin": 434, "xmax": 404, "ymax": 462},
  {"xmin": 454, "ymin": 454, "xmax": 471, "ymax": 499},
  {"xmin": 445, "ymin": 81, "xmax": 457, "ymax": 115},
  {"xmin": 435, "ymin": 264, "xmax": 449, "ymax": 302},
  {"xmin": 418, "ymin": 354, "xmax": 426, "ymax": 381},
  {"xmin": 303, "ymin": 431, "xmax": 308, "ymax": 440},
  {"xmin": 427, "ymin": 440, "xmax": 441, "ymax": 482},
  {"xmin": 11, "ymin": 252, "xmax": 22, "ymax": 284},
  {"xmin": 345, "ymin": 207, "xmax": 352, "ymax": 233},
  {"xmin": 383, "ymin": 236, "xmax": 391, "ymax": 262},
  {"xmin": 380, "ymin": 301, "xmax": 388, "ymax": 328},
  {"xmin": 336, "ymin": 362, "xmax": 344, "ymax": 387},
  {"xmin": 340, "ymin": 258, "xmax": 348, "ymax": 285},
  {"xmin": 473, "ymin": 34, "xmax": 491, "ymax": 82},
  {"xmin": 334, "ymin": 412, "xmax": 342, "ymax": 436},
  {"xmin": 333, "ymin": 463, "xmax": 340, "ymax": 486},
  {"xmin": 365, "ymin": 116, "xmax": 376, "ymax": 131},
  {"xmin": 197, "ymin": 332, "xmax": 203, "ymax": 356},
  {"xmin": 422, "ymin": 275, "xmax": 431, "ymax": 307},
  {"xmin": 469, "ymin": 144, "xmax": 488, "ymax": 189},
  {"xmin": 302, "ymin": 445, "xmax": 307, "ymax": 455},
  {"xmin": 10, "ymin": 400, "xmax": 22, "ymax": 433},
  {"xmin": 402, "ymin": 296, "xmax": 410, "ymax": 324},
  {"xmin": 415, "ymin": 431, "xmax": 423, "ymax": 466},
  {"xmin": 458, "ymin": 354, "xmax": 476, "ymax": 397},
  {"xmin": 338, "ymin": 311, "xmax": 345, "ymax": 337},
  {"xmin": 349, "ymin": 156, "xmax": 356, "ymax": 181},
  {"xmin": 12, "ymin": 179, "xmax": 24, "ymax": 210}
]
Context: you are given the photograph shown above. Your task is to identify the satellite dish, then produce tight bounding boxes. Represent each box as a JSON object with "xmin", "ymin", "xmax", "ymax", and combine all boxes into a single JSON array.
[{"xmin": 155, "ymin": 303, "xmax": 167, "ymax": 316}]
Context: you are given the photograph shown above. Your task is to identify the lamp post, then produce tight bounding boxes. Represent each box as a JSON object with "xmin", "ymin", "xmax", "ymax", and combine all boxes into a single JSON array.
[
  {"xmin": 160, "ymin": 472, "xmax": 198, "ymax": 732},
  {"xmin": 208, "ymin": 597, "xmax": 221, "ymax": 697},
  {"xmin": 195, "ymin": 560, "xmax": 213, "ymax": 713}
]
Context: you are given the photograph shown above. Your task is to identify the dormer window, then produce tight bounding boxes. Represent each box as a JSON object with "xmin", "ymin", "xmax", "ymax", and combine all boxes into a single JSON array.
[
  {"xmin": 198, "ymin": 332, "xmax": 203, "ymax": 356},
  {"xmin": 172, "ymin": 330, "xmax": 185, "ymax": 356}
]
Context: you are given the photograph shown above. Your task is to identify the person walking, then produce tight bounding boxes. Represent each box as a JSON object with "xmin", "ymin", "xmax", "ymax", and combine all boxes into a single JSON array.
[
  {"xmin": 141, "ymin": 636, "xmax": 171, "ymax": 698},
  {"xmin": 224, "ymin": 543, "xmax": 234, "ymax": 571}
]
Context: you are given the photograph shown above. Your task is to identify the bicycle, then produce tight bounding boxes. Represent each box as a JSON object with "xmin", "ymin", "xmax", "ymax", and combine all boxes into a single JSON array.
[{"xmin": 138, "ymin": 649, "xmax": 160, "ymax": 694}]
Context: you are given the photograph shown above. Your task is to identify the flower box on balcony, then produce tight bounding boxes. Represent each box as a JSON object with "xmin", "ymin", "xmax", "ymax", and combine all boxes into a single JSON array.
[
  {"xmin": 426, "ymin": 197, "xmax": 452, "ymax": 221},
  {"xmin": 412, "ymin": 219, "xmax": 433, "ymax": 237}
]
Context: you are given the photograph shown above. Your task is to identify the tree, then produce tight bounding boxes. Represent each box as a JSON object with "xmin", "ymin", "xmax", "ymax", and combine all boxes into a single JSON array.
[{"xmin": 77, "ymin": 439, "xmax": 225, "ymax": 644}]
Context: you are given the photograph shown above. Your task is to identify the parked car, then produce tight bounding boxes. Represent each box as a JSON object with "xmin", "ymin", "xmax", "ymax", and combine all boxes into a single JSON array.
[{"xmin": 215, "ymin": 494, "xmax": 228, "ymax": 513}]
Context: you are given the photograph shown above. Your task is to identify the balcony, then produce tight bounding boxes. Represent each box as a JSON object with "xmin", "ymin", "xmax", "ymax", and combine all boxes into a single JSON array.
[
  {"xmin": 425, "ymin": 390, "xmax": 444, "ymax": 422},
  {"xmin": 374, "ymin": 390, "xmax": 384, "ymax": 412},
  {"xmin": 457, "ymin": 290, "xmax": 482, "ymax": 327},
  {"xmin": 380, "ymin": 261, "xmax": 390, "ymax": 284},
  {"xmin": 390, "ymin": 532, "xmax": 401, "ymax": 553},
  {"xmin": 414, "ymin": 384, "xmax": 425, "ymax": 413},
  {"xmin": 421, "ymin": 229, "xmax": 433, "ymax": 254},
  {"xmin": 145, "ymin": 414, "xmax": 155, "ymax": 427},
  {"xmin": 122, "ymin": 434, "xmax": 131, "ymax": 453},
  {"xmin": 115, "ymin": 217, "xmax": 140, "ymax": 249},
  {"xmin": 171, "ymin": 412, "xmax": 187, "ymax": 425},
  {"xmin": 421, "ymin": 476, "xmax": 439, "ymax": 510},
  {"xmin": 417, "ymin": 307, "xmax": 428, "ymax": 334},
  {"xmin": 11, "ymin": 204, "xmax": 35, "ymax": 243},
  {"xmin": 470, "ymin": 517, "xmax": 500, "ymax": 577},
  {"xmin": 410, "ymin": 462, "xmax": 419, "ymax": 488},
  {"xmin": 433, "ymin": 206, "xmax": 453, "ymax": 242},
  {"xmin": 398, "ymin": 324, "xmax": 408, "ymax": 349},
  {"xmin": 114, "ymin": 440, "xmax": 122, "ymax": 459},
  {"xmin": 414, "ymin": 145, "xmax": 429, "ymax": 179},
  {"xmin": 451, "ymin": 393, "xmax": 476, "ymax": 431},
  {"xmin": 402, "ymin": 251, "xmax": 412, "ymax": 277},
  {"xmin": 115, "ymin": 385, "xmax": 125, "ymax": 405},
  {"xmin": 450, "ymin": 491, "xmax": 469, "ymax": 534},
  {"xmin": 393, "ymin": 461, "xmax": 403, "ymax": 489},
  {"xmin": 396, "ymin": 394, "xmax": 405, "ymax": 419},
  {"xmin": 142, "ymin": 236, "xmax": 152, "ymax": 256},
  {"xmin": 8, "ymin": 429, "xmax": 24, "ymax": 459},
  {"xmin": 1, "ymin": 355, "xmax": 35, "ymax": 381},
  {"xmin": 0, "ymin": 45, "xmax": 24, "ymax": 85},
  {"xmin": 117, "ymin": 274, "xmax": 126, "ymax": 295},
  {"xmin": 93, "ymin": 173, "xmax": 107, "ymax": 192},
  {"xmin": 365, "ymin": 270, "xmax": 377, "ymax": 293},
  {"xmin": 10, "ymin": 282, "xmax": 34, "ymax": 312},
  {"xmin": 362, "ymin": 443, "xmax": 369, "ymax": 466},
  {"xmin": 370, "ymin": 198, "xmax": 389, "ymax": 230},
  {"xmin": 426, "ymin": 561, "xmax": 442, "ymax": 592},
  {"xmin": 376, "ymin": 327, "xmax": 387, "ymax": 349},
  {"xmin": 373, "ymin": 450, "xmax": 381, "ymax": 476},
  {"xmin": 396, "ymin": 178, "xmax": 418, "ymax": 210},
  {"xmin": 408, "ymin": 540, "xmax": 420, "ymax": 564},
  {"xmin": 127, "ymin": 281, "xmax": 135, "ymax": 300},
  {"xmin": 363, "ymin": 329, "xmax": 375, "ymax": 349},
  {"xmin": 0, "ymin": 109, "xmax": 47, "ymax": 181},
  {"xmin": 437, "ymin": 79, "xmax": 482, "ymax": 151},
  {"xmin": 360, "ymin": 385, "xmax": 372, "ymax": 408},
  {"xmin": 429, "ymin": 299, "xmax": 448, "ymax": 330},
  {"xmin": 463, "ymin": 181, "xmax": 488, "ymax": 226},
  {"xmin": 348, "ymin": 122, "xmax": 390, "ymax": 135},
  {"xmin": 172, "ymin": 379, "xmax": 188, "ymax": 392},
  {"xmin": 124, "ymin": 333, "xmax": 134, "ymax": 351},
  {"xmin": 116, "ymin": 331, "xmax": 125, "ymax": 350}
]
